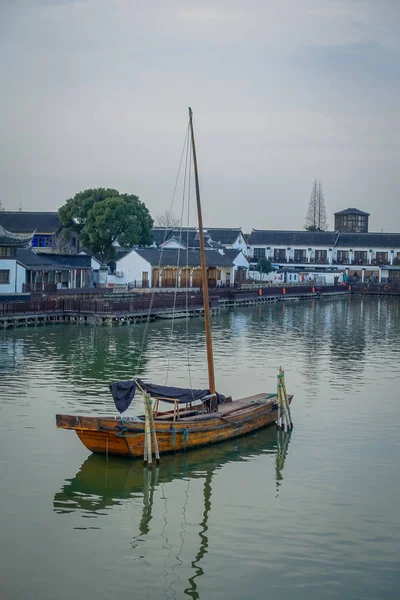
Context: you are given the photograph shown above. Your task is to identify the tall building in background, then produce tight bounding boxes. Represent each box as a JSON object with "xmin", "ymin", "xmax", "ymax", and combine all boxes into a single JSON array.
[{"xmin": 334, "ymin": 208, "xmax": 370, "ymax": 233}]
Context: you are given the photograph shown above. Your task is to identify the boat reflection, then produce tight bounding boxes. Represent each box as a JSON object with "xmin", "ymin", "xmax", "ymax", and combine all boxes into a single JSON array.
[
  {"xmin": 54, "ymin": 428, "xmax": 291, "ymax": 515},
  {"xmin": 54, "ymin": 428, "xmax": 291, "ymax": 599}
]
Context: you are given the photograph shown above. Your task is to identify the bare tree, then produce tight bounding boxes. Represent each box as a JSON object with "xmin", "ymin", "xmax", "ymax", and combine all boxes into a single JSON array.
[
  {"xmin": 155, "ymin": 209, "xmax": 180, "ymax": 229},
  {"xmin": 0, "ymin": 200, "xmax": 4, "ymax": 211},
  {"xmin": 305, "ymin": 179, "xmax": 328, "ymax": 231},
  {"xmin": 52, "ymin": 230, "xmax": 77, "ymax": 254}
]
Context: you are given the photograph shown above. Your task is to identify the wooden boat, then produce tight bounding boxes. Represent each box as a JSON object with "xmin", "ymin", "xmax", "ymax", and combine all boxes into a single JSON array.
[{"xmin": 56, "ymin": 108, "xmax": 293, "ymax": 460}]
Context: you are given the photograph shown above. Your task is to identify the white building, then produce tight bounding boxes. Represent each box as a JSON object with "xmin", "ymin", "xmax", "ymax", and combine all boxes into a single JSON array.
[
  {"xmin": 0, "ymin": 225, "xmax": 32, "ymax": 294},
  {"xmin": 247, "ymin": 230, "xmax": 400, "ymax": 283},
  {"xmin": 108, "ymin": 247, "xmax": 247, "ymax": 288}
]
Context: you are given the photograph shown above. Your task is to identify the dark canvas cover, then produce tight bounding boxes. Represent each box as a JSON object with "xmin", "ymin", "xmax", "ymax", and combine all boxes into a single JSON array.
[{"xmin": 109, "ymin": 379, "xmax": 225, "ymax": 413}]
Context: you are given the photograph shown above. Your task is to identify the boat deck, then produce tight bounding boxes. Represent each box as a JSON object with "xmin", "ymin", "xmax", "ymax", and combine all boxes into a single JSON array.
[{"xmin": 154, "ymin": 392, "xmax": 277, "ymax": 423}]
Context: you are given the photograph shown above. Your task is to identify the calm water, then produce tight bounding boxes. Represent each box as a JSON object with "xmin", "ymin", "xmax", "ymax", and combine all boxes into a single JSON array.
[{"xmin": 1, "ymin": 297, "xmax": 400, "ymax": 600}]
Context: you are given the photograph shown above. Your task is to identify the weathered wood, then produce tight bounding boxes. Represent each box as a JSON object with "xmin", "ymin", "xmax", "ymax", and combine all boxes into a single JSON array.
[
  {"xmin": 56, "ymin": 393, "xmax": 293, "ymax": 458},
  {"xmin": 189, "ymin": 107, "xmax": 216, "ymax": 394}
]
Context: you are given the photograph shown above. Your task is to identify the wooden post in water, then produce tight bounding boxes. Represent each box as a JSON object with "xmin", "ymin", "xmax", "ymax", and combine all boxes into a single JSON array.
[
  {"xmin": 280, "ymin": 367, "xmax": 293, "ymax": 429},
  {"xmin": 277, "ymin": 367, "xmax": 292, "ymax": 431},
  {"xmin": 188, "ymin": 107, "xmax": 216, "ymax": 396},
  {"xmin": 143, "ymin": 393, "xmax": 152, "ymax": 466},
  {"xmin": 149, "ymin": 398, "xmax": 160, "ymax": 465}
]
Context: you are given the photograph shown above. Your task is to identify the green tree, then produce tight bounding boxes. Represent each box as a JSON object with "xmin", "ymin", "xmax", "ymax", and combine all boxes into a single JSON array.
[
  {"xmin": 58, "ymin": 188, "xmax": 153, "ymax": 263},
  {"xmin": 257, "ymin": 257, "xmax": 273, "ymax": 275}
]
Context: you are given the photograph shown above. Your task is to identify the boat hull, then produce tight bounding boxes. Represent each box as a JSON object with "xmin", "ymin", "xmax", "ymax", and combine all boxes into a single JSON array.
[{"xmin": 56, "ymin": 393, "xmax": 293, "ymax": 458}]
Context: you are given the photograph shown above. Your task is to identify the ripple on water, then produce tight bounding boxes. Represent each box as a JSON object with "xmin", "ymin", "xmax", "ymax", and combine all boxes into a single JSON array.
[{"xmin": 1, "ymin": 297, "xmax": 400, "ymax": 600}]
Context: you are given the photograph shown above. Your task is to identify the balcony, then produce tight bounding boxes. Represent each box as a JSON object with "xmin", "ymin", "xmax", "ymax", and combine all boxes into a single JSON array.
[{"xmin": 22, "ymin": 283, "xmax": 58, "ymax": 293}]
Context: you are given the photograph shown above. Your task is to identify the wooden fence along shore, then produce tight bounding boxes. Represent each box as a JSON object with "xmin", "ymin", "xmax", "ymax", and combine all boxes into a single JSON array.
[{"xmin": 0, "ymin": 283, "xmax": 399, "ymax": 328}]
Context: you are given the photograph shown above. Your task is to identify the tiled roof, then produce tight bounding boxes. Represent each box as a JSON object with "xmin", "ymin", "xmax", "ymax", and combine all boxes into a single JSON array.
[
  {"xmin": 223, "ymin": 248, "xmax": 249, "ymax": 263},
  {"xmin": 130, "ymin": 248, "xmax": 234, "ymax": 267},
  {"xmin": 152, "ymin": 227, "xmax": 241, "ymax": 248},
  {"xmin": 203, "ymin": 228, "xmax": 242, "ymax": 245},
  {"xmin": 16, "ymin": 249, "xmax": 92, "ymax": 270},
  {"xmin": 334, "ymin": 208, "xmax": 370, "ymax": 216},
  {"xmin": 248, "ymin": 230, "xmax": 338, "ymax": 246},
  {"xmin": 337, "ymin": 233, "xmax": 400, "ymax": 248},
  {"xmin": 0, "ymin": 225, "xmax": 33, "ymax": 247},
  {"xmin": 248, "ymin": 229, "xmax": 400, "ymax": 249},
  {"xmin": 0, "ymin": 211, "xmax": 61, "ymax": 234}
]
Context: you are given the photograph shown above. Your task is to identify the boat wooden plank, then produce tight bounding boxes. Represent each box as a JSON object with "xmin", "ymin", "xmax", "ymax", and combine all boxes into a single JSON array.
[
  {"xmin": 73, "ymin": 402, "xmax": 280, "ymax": 456},
  {"xmin": 56, "ymin": 393, "xmax": 293, "ymax": 458}
]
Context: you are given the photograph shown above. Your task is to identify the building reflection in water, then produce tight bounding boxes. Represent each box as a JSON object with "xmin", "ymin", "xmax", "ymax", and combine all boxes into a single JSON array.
[{"xmin": 54, "ymin": 428, "xmax": 291, "ymax": 599}]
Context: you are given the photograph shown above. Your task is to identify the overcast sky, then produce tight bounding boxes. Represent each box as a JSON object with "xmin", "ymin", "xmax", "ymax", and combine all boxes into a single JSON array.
[{"xmin": 0, "ymin": 0, "xmax": 399, "ymax": 232}]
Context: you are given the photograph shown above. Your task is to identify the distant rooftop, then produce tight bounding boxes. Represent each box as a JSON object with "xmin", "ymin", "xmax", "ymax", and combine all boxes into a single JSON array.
[
  {"xmin": 151, "ymin": 226, "xmax": 242, "ymax": 248},
  {"xmin": 334, "ymin": 208, "xmax": 370, "ymax": 217},
  {"xmin": 0, "ymin": 225, "xmax": 33, "ymax": 247},
  {"xmin": 16, "ymin": 249, "xmax": 92, "ymax": 270},
  {"xmin": 0, "ymin": 211, "xmax": 61, "ymax": 234}
]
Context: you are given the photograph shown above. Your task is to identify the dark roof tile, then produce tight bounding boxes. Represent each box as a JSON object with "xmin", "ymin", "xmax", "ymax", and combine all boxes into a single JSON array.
[
  {"xmin": 130, "ymin": 248, "xmax": 234, "ymax": 267},
  {"xmin": 0, "ymin": 225, "xmax": 33, "ymax": 247},
  {"xmin": 337, "ymin": 233, "xmax": 400, "ymax": 248},
  {"xmin": 0, "ymin": 211, "xmax": 61, "ymax": 234},
  {"xmin": 248, "ymin": 229, "xmax": 400, "ymax": 249},
  {"xmin": 16, "ymin": 249, "xmax": 92, "ymax": 270},
  {"xmin": 248, "ymin": 230, "xmax": 338, "ymax": 246},
  {"xmin": 152, "ymin": 227, "xmax": 242, "ymax": 248},
  {"xmin": 334, "ymin": 208, "xmax": 370, "ymax": 216},
  {"xmin": 203, "ymin": 228, "xmax": 242, "ymax": 245}
]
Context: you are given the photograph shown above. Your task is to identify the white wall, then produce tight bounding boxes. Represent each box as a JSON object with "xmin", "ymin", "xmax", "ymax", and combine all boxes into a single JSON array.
[
  {"xmin": 232, "ymin": 251, "xmax": 249, "ymax": 278},
  {"xmin": 249, "ymin": 242, "xmax": 400, "ymax": 265},
  {"xmin": 90, "ymin": 257, "xmax": 101, "ymax": 269},
  {"xmin": 231, "ymin": 233, "xmax": 248, "ymax": 253},
  {"xmin": 16, "ymin": 264, "xmax": 26, "ymax": 293},
  {"xmin": 110, "ymin": 250, "xmax": 152, "ymax": 286},
  {"xmin": 219, "ymin": 266, "xmax": 234, "ymax": 285},
  {"xmin": 0, "ymin": 259, "xmax": 21, "ymax": 294}
]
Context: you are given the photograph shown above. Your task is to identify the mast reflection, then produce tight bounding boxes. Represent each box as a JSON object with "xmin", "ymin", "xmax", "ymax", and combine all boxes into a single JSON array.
[{"xmin": 54, "ymin": 428, "xmax": 292, "ymax": 598}]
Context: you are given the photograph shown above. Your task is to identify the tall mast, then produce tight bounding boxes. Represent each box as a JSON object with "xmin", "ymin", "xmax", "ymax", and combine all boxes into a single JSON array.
[{"xmin": 188, "ymin": 107, "xmax": 216, "ymax": 395}]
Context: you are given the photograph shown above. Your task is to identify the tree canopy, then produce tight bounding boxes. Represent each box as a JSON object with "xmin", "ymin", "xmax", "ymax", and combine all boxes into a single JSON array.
[
  {"xmin": 257, "ymin": 257, "xmax": 273, "ymax": 274},
  {"xmin": 305, "ymin": 180, "xmax": 328, "ymax": 231},
  {"xmin": 58, "ymin": 188, "xmax": 153, "ymax": 263}
]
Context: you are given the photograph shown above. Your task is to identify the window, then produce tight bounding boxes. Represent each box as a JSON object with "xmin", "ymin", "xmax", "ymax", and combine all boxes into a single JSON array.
[
  {"xmin": 33, "ymin": 235, "xmax": 52, "ymax": 248},
  {"xmin": 0, "ymin": 247, "xmax": 14, "ymax": 258},
  {"xmin": 376, "ymin": 252, "xmax": 388, "ymax": 264},
  {"xmin": 253, "ymin": 247, "xmax": 266, "ymax": 259},
  {"xmin": 294, "ymin": 249, "xmax": 307, "ymax": 262},
  {"xmin": 315, "ymin": 250, "xmax": 327, "ymax": 263},
  {"xmin": 0, "ymin": 270, "xmax": 10, "ymax": 284},
  {"xmin": 354, "ymin": 251, "xmax": 367, "ymax": 264},
  {"xmin": 337, "ymin": 251, "xmax": 349, "ymax": 263},
  {"xmin": 273, "ymin": 249, "xmax": 286, "ymax": 262}
]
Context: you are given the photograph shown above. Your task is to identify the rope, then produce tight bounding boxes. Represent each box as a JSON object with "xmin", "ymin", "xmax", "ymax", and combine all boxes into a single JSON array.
[
  {"xmin": 165, "ymin": 129, "xmax": 191, "ymax": 385},
  {"xmin": 136, "ymin": 124, "xmax": 190, "ymax": 376}
]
